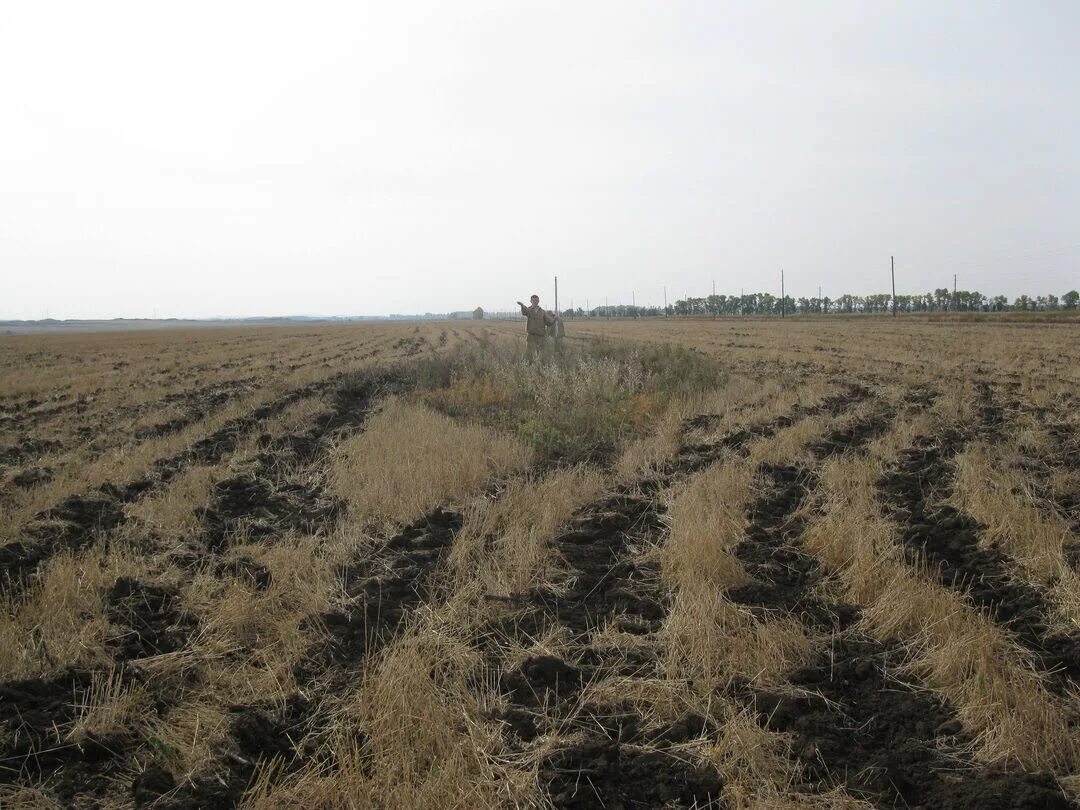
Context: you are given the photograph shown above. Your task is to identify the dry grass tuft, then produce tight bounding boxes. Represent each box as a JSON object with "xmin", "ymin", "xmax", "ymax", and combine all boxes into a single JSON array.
[
  {"xmin": 146, "ymin": 698, "xmax": 232, "ymax": 779},
  {"xmin": 123, "ymin": 465, "xmax": 217, "ymax": 545},
  {"xmin": 664, "ymin": 584, "xmax": 816, "ymax": 692},
  {"xmin": 662, "ymin": 461, "xmax": 752, "ymax": 593},
  {"xmin": 68, "ymin": 669, "xmax": 152, "ymax": 742},
  {"xmin": 330, "ymin": 397, "xmax": 531, "ymax": 529}
]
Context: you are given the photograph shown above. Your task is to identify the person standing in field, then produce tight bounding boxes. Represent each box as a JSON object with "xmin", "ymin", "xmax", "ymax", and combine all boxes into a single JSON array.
[{"xmin": 518, "ymin": 294, "xmax": 554, "ymax": 359}]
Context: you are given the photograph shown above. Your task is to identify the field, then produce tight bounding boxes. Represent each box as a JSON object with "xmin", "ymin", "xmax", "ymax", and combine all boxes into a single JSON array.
[{"xmin": 2, "ymin": 316, "xmax": 1080, "ymax": 809}]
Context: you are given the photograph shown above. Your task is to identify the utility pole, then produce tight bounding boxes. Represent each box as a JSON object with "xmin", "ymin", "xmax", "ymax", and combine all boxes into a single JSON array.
[
  {"xmin": 554, "ymin": 276, "xmax": 558, "ymax": 315},
  {"xmin": 586, "ymin": 297, "xmax": 589, "ymax": 318},
  {"xmin": 818, "ymin": 285, "xmax": 822, "ymax": 314},
  {"xmin": 663, "ymin": 286, "xmax": 668, "ymax": 317},
  {"xmin": 711, "ymin": 278, "xmax": 716, "ymax": 318},
  {"xmin": 605, "ymin": 296, "xmax": 609, "ymax": 318},
  {"xmin": 891, "ymin": 256, "xmax": 897, "ymax": 317},
  {"xmin": 780, "ymin": 269, "xmax": 785, "ymax": 318},
  {"xmin": 953, "ymin": 273, "xmax": 957, "ymax": 312},
  {"xmin": 740, "ymin": 287, "xmax": 744, "ymax": 316}
]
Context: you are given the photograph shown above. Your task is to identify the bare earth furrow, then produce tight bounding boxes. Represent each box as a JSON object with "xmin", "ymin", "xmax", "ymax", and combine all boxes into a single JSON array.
[
  {"xmin": 879, "ymin": 428, "xmax": 1080, "ymax": 692},
  {"xmin": 478, "ymin": 386, "xmax": 870, "ymax": 808},
  {"xmin": 726, "ymin": 401, "xmax": 1071, "ymax": 808},
  {"xmin": 0, "ymin": 370, "xmax": 407, "ymax": 807},
  {"xmin": 0, "ymin": 372, "xmax": 369, "ymax": 593}
]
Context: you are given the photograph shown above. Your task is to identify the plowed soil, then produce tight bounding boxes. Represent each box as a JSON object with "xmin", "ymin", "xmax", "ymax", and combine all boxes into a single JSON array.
[{"xmin": 4, "ymin": 321, "xmax": 1080, "ymax": 808}]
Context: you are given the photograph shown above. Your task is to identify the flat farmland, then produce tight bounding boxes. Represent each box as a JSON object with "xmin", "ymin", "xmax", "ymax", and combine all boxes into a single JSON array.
[{"xmin": 2, "ymin": 317, "xmax": 1080, "ymax": 809}]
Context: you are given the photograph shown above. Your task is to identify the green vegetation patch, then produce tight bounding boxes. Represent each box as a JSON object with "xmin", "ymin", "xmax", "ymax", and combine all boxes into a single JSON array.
[{"xmin": 401, "ymin": 338, "xmax": 724, "ymax": 465}]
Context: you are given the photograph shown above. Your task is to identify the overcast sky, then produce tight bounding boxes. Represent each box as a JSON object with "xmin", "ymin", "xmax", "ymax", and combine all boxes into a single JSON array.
[{"xmin": 2, "ymin": 1, "xmax": 1078, "ymax": 319}]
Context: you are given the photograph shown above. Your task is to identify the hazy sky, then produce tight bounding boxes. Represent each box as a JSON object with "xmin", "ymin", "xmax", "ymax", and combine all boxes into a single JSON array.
[{"xmin": 2, "ymin": 1, "xmax": 1078, "ymax": 319}]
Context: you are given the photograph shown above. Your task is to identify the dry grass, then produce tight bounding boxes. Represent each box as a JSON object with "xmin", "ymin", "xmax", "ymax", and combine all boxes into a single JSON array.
[
  {"xmin": 68, "ymin": 669, "xmax": 152, "ymax": 742},
  {"xmin": 451, "ymin": 466, "xmax": 607, "ymax": 599},
  {"xmin": 243, "ymin": 623, "xmax": 533, "ymax": 809},
  {"xmin": 123, "ymin": 465, "xmax": 217, "ymax": 546},
  {"xmin": 6, "ymin": 319, "xmax": 1080, "ymax": 806},
  {"xmin": 806, "ymin": 447, "xmax": 1080, "ymax": 772},
  {"xmin": 615, "ymin": 375, "xmax": 785, "ymax": 478},
  {"xmin": 952, "ymin": 441, "xmax": 1080, "ymax": 629},
  {"xmin": 330, "ymin": 397, "xmax": 531, "ymax": 529},
  {"xmin": 178, "ymin": 536, "xmax": 338, "ymax": 705},
  {"xmin": 662, "ymin": 461, "xmax": 753, "ymax": 593},
  {"xmin": 663, "ymin": 584, "xmax": 816, "ymax": 692},
  {"xmin": 0, "ymin": 544, "xmax": 148, "ymax": 680}
]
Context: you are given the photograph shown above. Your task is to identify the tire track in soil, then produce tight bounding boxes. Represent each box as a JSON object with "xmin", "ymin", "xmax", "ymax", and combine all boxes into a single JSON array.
[
  {"xmin": 733, "ymin": 389, "xmax": 1073, "ymax": 809},
  {"xmin": 0, "ymin": 371, "xmax": 365, "ymax": 595},
  {"xmin": 0, "ymin": 578, "xmax": 201, "ymax": 807},
  {"xmin": 142, "ymin": 507, "xmax": 467, "ymax": 810},
  {"xmin": 482, "ymin": 385, "xmax": 870, "ymax": 809},
  {"xmin": 134, "ymin": 370, "xmax": 479, "ymax": 809},
  {"xmin": 878, "ymin": 382, "xmax": 1080, "ymax": 694},
  {"xmin": 0, "ymin": 371, "xmax": 404, "ymax": 809}
]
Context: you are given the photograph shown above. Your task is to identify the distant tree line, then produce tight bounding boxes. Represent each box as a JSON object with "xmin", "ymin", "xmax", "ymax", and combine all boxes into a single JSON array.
[{"xmin": 560, "ymin": 289, "xmax": 1080, "ymax": 318}]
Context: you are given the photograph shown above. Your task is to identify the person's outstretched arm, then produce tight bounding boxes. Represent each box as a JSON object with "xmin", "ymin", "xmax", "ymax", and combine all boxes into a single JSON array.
[{"xmin": 518, "ymin": 301, "xmax": 529, "ymax": 316}]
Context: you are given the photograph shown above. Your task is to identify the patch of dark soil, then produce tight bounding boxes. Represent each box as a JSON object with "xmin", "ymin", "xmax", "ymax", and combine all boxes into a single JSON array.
[
  {"xmin": 542, "ymin": 740, "xmax": 725, "ymax": 809},
  {"xmin": 1, "ymin": 491, "xmax": 127, "ymax": 587},
  {"xmin": 548, "ymin": 494, "xmax": 665, "ymax": 633},
  {"xmin": 0, "ymin": 670, "xmax": 136, "ymax": 804},
  {"xmin": 502, "ymin": 655, "xmax": 586, "ymax": 708},
  {"xmin": 0, "ymin": 671, "xmax": 89, "ymax": 770},
  {"xmin": 197, "ymin": 473, "xmax": 342, "ymax": 552},
  {"xmin": 0, "ymin": 435, "xmax": 64, "ymax": 467},
  {"xmin": 880, "ymin": 432, "xmax": 1080, "ymax": 691},
  {"xmin": 310, "ymin": 507, "xmax": 464, "ymax": 670},
  {"xmin": 106, "ymin": 577, "xmax": 198, "ymax": 661},
  {"xmin": 230, "ymin": 694, "xmax": 312, "ymax": 763},
  {"xmin": 194, "ymin": 371, "xmax": 400, "ymax": 553},
  {"xmin": 726, "ymin": 464, "xmax": 839, "ymax": 628},
  {"xmin": 11, "ymin": 465, "xmax": 54, "ymax": 488},
  {"xmin": 132, "ymin": 765, "xmax": 176, "ymax": 807},
  {"xmin": 757, "ymin": 636, "xmax": 1073, "ymax": 809}
]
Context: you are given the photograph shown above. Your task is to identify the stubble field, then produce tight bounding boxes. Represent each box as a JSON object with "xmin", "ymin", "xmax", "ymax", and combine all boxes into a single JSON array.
[{"xmin": 2, "ymin": 316, "xmax": 1080, "ymax": 809}]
